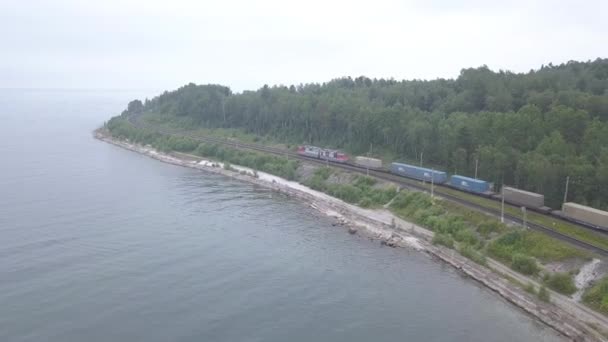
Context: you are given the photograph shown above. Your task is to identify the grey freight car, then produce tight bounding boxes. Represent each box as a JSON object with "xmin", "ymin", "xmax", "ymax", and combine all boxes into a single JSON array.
[
  {"xmin": 562, "ymin": 202, "xmax": 608, "ymax": 229},
  {"xmin": 501, "ymin": 186, "xmax": 545, "ymax": 208},
  {"xmin": 354, "ymin": 156, "xmax": 382, "ymax": 169}
]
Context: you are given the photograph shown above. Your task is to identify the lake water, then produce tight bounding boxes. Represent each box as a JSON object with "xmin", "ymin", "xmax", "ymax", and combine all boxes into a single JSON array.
[{"xmin": 0, "ymin": 89, "xmax": 564, "ymax": 341}]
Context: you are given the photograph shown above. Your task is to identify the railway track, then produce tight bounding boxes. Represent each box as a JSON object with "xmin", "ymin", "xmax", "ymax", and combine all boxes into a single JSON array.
[{"xmin": 126, "ymin": 113, "xmax": 608, "ymax": 257}]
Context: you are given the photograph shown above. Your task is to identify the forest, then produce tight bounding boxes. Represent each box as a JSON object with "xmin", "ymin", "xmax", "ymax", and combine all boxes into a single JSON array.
[{"xmin": 116, "ymin": 59, "xmax": 608, "ymax": 209}]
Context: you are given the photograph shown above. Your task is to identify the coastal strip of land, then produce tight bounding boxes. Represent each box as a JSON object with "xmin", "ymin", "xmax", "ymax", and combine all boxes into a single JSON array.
[{"xmin": 95, "ymin": 129, "xmax": 608, "ymax": 342}]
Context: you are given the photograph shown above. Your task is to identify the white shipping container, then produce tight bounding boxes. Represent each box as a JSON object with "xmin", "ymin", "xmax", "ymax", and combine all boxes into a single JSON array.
[
  {"xmin": 502, "ymin": 186, "xmax": 545, "ymax": 208},
  {"xmin": 562, "ymin": 202, "xmax": 608, "ymax": 228},
  {"xmin": 355, "ymin": 156, "xmax": 382, "ymax": 169}
]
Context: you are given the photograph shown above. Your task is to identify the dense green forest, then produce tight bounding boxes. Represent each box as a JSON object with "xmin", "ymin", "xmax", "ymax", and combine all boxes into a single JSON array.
[{"xmin": 115, "ymin": 59, "xmax": 608, "ymax": 209}]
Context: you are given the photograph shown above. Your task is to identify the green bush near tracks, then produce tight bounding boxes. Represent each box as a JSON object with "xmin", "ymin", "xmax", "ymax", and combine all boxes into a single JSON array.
[
  {"xmin": 543, "ymin": 272, "xmax": 578, "ymax": 295},
  {"xmin": 538, "ymin": 286, "xmax": 551, "ymax": 302},
  {"xmin": 432, "ymin": 233, "xmax": 455, "ymax": 249},
  {"xmin": 524, "ymin": 283, "xmax": 536, "ymax": 294},
  {"xmin": 390, "ymin": 191, "xmax": 486, "ymax": 251},
  {"xmin": 487, "ymin": 230, "xmax": 590, "ymax": 264},
  {"xmin": 510, "ymin": 253, "xmax": 540, "ymax": 276},
  {"xmin": 305, "ymin": 169, "xmax": 397, "ymax": 208},
  {"xmin": 459, "ymin": 244, "xmax": 487, "ymax": 265},
  {"xmin": 583, "ymin": 276, "xmax": 608, "ymax": 314},
  {"xmin": 193, "ymin": 143, "xmax": 299, "ymax": 180}
]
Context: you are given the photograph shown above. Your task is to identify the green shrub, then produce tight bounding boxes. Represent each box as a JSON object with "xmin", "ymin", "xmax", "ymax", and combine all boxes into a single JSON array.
[
  {"xmin": 192, "ymin": 142, "xmax": 299, "ymax": 180},
  {"xmin": 327, "ymin": 184, "xmax": 363, "ymax": 204},
  {"xmin": 453, "ymin": 228, "xmax": 479, "ymax": 247},
  {"xmin": 306, "ymin": 175, "xmax": 327, "ymax": 191},
  {"xmin": 305, "ymin": 170, "xmax": 397, "ymax": 207},
  {"xmin": 488, "ymin": 230, "xmax": 587, "ymax": 265},
  {"xmin": 511, "ymin": 253, "xmax": 540, "ymax": 276},
  {"xmin": 314, "ymin": 167, "xmax": 333, "ymax": 180},
  {"xmin": 545, "ymin": 272, "xmax": 577, "ymax": 295},
  {"xmin": 583, "ymin": 276, "xmax": 608, "ymax": 314},
  {"xmin": 353, "ymin": 176, "xmax": 376, "ymax": 188},
  {"xmin": 359, "ymin": 197, "xmax": 373, "ymax": 208},
  {"xmin": 390, "ymin": 192, "xmax": 433, "ymax": 212},
  {"xmin": 459, "ymin": 244, "xmax": 486, "ymax": 265},
  {"xmin": 525, "ymin": 283, "xmax": 536, "ymax": 294},
  {"xmin": 538, "ymin": 286, "xmax": 550, "ymax": 302},
  {"xmin": 478, "ymin": 220, "xmax": 504, "ymax": 237},
  {"xmin": 432, "ymin": 233, "xmax": 454, "ymax": 249}
]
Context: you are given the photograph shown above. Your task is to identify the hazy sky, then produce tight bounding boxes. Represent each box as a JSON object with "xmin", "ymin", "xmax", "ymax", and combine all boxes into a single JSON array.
[{"xmin": 1, "ymin": 0, "xmax": 606, "ymax": 92}]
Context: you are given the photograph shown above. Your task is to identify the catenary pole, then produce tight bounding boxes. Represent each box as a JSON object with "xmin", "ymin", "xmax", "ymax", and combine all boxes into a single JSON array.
[
  {"xmin": 501, "ymin": 185, "xmax": 505, "ymax": 224},
  {"xmin": 431, "ymin": 169, "xmax": 435, "ymax": 199},
  {"xmin": 563, "ymin": 176, "xmax": 570, "ymax": 206}
]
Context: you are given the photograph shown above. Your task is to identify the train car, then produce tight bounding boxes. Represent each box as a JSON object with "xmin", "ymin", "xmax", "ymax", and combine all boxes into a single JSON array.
[
  {"xmin": 500, "ymin": 186, "xmax": 546, "ymax": 209},
  {"xmin": 559, "ymin": 202, "xmax": 608, "ymax": 230},
  {"xmin": 448, "ymin": 175, "xmax": 493, "ymax": 195},
  {"xmin": 297, "ymin": 145, "xmax": 349, "ymax": 163},
  {"xmin": 297, "ymin": 145, "xmax": 321, "ymax": 158},
  {"xmin": 390, "ymin": 162, "xmax": 447, "ymax": 183},
  {"xmin": 354, "ymin": 156, "xmax": 382, "ymax": 169}
]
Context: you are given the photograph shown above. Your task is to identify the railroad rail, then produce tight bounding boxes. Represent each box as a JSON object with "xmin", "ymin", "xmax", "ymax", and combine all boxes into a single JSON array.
[{"xmin": 125, "ymin": 113, "xmax": 608, "ymax": 257}]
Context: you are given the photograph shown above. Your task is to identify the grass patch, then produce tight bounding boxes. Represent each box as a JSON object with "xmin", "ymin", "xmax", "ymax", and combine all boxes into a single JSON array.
[
  {"xmin": 305, "ymin": 170, "xmax": 397, "ymax": 208},
  {"xmin": 459, "ymin": 244, "xmax": 487, "ymax": 265},
  {"xmin": 432, "ymin": 233, "xmax": 455, "ymax": 249},
  {"xmin": 538, "ymin": 285, "xmax": 551, "ymax": 302},
  {"xmin": 543, "ymin": 272, "xmax": 577, "ymax": 295},
  {"xmin": 511, "ymin": 253, "xmax": 540, "ymax": 276},
  {"xmin": 488, "ymin": 230, "xmax": 590, "ymax": 264},
  {"xmin": 193, "ymin": 143, "xmax": 299, "ymax": 180},
  {"xmin": 525, "ymin": 283, "xmax": 537, "ymax": 294},
  {"xmin": 583, "ymin": 276, "xmax": 608, "ymax": 314}
]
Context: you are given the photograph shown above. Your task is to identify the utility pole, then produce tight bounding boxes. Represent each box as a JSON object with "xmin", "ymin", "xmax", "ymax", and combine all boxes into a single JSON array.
[
  {"xmin": 501, "ymin": 185, "xmax": 505, "ymax": 224},
  {"xmin": 420, "ymin": 151, "xmax": 423, "ymax": 167},
  {"xmin": 431, "ymin": 168, "xmax": 435, "ymax": 199},
  {"xmin": 563, "ymin": 176, "xmax": 570, "ymax": 206},
  {"xmin": 521, "ymin": 206, "xmax": 527, "ymax": 229},
  {"xmin": 474, "ymin": 158, "xmax": 479, "ymax": 179},
  {"xmin": 369, "ymin": 143, "xmax": 373, "ymax": 156}
]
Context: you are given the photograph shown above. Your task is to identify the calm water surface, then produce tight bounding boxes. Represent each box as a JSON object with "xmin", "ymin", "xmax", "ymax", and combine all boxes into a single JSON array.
[{"xmin": 0, "ymin": 90, "xmax": 565, "ymax": 341}]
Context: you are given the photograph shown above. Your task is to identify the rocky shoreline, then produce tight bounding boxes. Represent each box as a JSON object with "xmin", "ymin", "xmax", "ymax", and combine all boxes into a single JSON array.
[{"xmin": 95, "ymin": 129, "xmax": 607, "ymax": 341}]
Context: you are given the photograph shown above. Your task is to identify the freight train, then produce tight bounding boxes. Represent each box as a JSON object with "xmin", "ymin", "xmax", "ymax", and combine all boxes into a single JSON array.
[
  {"xmin": 297, "ymin": 145, "xmax": 608, "ymax": 231},
  {"xmin": 386, "ymin": 161, "xmax": 608, "ymax": 230},
  {"xmin": 297, "ymin": 145, "xmax": 349, "ymax": 163}
]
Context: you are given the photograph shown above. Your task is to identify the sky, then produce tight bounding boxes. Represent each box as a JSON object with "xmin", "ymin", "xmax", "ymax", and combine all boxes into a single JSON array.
[{"xmin": 1, "ymin": 0, "xmax": 607, "ymax": 92}]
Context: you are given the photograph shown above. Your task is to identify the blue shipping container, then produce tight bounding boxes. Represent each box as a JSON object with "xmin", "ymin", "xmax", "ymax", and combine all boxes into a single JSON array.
[
  {"xmin": 449, "ymin": 175, "xmax": 491, "ymax": 194},
  {"xmin": 390, "ymin": 162, "xmax": 447, "ymax": 183}
]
